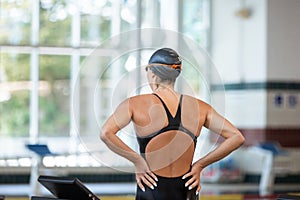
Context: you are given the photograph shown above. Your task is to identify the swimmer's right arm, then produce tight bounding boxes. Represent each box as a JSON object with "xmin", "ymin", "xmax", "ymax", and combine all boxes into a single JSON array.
[
  {"xmin": 183, "ymin": 104, "xmax": 245, "ymax": 194},
  {"xmin": 100, "ymin": 98, "xmax": 157, "ymax": 191}
]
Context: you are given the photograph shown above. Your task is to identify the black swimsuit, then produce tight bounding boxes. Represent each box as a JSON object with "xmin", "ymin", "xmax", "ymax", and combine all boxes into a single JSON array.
[{"xmin": 136, "ymin": 94, "xmax": 198, "ymax": 200}]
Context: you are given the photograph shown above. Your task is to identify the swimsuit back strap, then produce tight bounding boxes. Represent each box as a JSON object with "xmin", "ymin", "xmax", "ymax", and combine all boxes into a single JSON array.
[{"xmin": 152, "ymin": 93, "xmax": 182, "ymax": 120}]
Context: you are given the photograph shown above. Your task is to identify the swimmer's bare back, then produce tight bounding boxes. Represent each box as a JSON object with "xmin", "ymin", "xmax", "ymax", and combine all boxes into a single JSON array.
[
  {"xmin": 145, "ymin": 130, "xmax": 195, "ymax": 177},
  {"xmin": 130, "ymin": 92, "xmax": 208, "ymax": 178}
]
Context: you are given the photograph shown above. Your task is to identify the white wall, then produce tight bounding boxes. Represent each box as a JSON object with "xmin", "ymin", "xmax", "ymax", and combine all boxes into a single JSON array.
[
  {"xmin": 267, "ymin": 0, "xmax": 300, "ymax": 81},
  {"xmin": 265, "ymin": 0, "xmax": 300, "ymax": 127},
  {"xmin": 212, "ymin": 90, "xmax": 266, "ymax": 128},
  {"xmin": 211, "ymin": 0, "xmax": 300, "ymax": 128},
  {"xmin": 267, "ymin": 90, "xmax": 300, "ymax": 127},
  {"xmin": 211, "ymin": 0, "xmax": 268, "ymax": 128},
  {"xmin": 211, "ymin": 0, "xmax": 267, "ymax": 83}
]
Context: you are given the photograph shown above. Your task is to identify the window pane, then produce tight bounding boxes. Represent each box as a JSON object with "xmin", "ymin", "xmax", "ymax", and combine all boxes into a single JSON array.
[
  {"xmin": 120, "ymin": 0, "xmax": 138, "ymax": 32},
  {"xmin": 80, "ymin": 8, "xmax": 111, "ymax": 46},
  {"xmin": 0, "ymin": 0, "xmax": 32, "ymax": 45},
  {"xmin": 141, "ymin": 0, "xmax": 160, "ymax": 27},
  {"xmin": 0, "ymin": 53, "xmax": 30, "ymax": 137},
  {"xmin": 39, "ymin": 55, "xmax": 70, "ymax": 136},
  {"xmin": 39, "ymin": 0, "xmax": 71, "ymax": 46},
  {"xmin": 79, "ymin": 55, "xmax": 112, "ymax": 136},
  {"xmin": 182, "ymin": 0, "xmax": 209, "ymax": 47}
]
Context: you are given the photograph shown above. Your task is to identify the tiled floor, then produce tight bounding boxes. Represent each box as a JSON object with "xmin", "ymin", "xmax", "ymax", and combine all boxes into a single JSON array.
[
  {"xmin": 6, "ymin": 194, "xmax": 300, "ymax": 200},
  {"xmin": 1, "ymin": 194, "xmax": 282, "ymax": 200},
  {"xmin": 1, "ymin": 183, "xmax": 299, "ymax": 200}
]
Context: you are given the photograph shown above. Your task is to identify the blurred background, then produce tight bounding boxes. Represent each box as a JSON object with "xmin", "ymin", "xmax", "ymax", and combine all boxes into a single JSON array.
[{"xmin": 0, "ymin": 0, "xmax": 300, "ymax": 199}]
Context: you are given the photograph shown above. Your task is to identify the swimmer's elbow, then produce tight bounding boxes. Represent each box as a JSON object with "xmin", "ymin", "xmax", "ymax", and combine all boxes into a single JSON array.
[
  {"xmin": 236, "ymin": 131, "xmax": 245, "ymax": 147},
  {"xmin": 100, "ymin": 128, "xmax": 110, "ymax": 143}
]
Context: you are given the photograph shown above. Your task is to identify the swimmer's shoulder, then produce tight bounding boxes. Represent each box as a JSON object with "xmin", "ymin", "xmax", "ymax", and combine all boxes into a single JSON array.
[
  {"xmin": 125, "ymin": 94, "xmax": 156, "ymax": 108},
  {"xmin": 181, "ymin": 94, "xmax": 211, "ymax": 108}
]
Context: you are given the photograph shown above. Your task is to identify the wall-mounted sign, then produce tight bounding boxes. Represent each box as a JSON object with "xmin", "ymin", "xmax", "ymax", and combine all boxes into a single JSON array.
[
  {"xmin": 288, "ymin": 94, "xmax": 298, "ymax": 108},
  {"xmin": 274, "ymin": 94, "xmax": 283, "ymax": 107}
]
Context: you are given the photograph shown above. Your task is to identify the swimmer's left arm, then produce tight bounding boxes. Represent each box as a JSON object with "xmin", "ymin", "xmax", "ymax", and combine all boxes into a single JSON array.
[
  {"xmin": 100, "ymin": 98, "xmax": 157, "ymax": 191},
  {"xmin": 100, "ymin": 98, "xmax": 138, "ymax": 162}
]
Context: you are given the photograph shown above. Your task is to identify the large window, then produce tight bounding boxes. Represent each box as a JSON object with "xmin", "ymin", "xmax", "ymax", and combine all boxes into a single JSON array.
[
  {"xmin": 182, "ymin": 0, "xmax": 210, "ymax": 47},
  {"xmin": 0, "ymin": 53, "xmax": 30, "ymax": 137},
  {"xmin": 39, "ymin": 55, "xmax": 70, "ymax": 136},
  {"xmin": 39, "ymin": 1, "xmax": 72, "ymax": 46},
  {"xmin": 0, "ymin": 0, "xmax": 210, "ymax": 167},
  {"xmin": 0, "ymin": 0, "xmax": 31, "ymax": 45}
]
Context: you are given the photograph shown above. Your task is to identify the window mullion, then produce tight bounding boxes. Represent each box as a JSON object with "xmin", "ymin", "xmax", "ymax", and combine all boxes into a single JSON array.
[
  {"xmin": 29, "ymin": 0, "xmax": 40, "ymax": 143},
  {"xmin": 69, "ymin": 0, "xmax": 81, "ymax": 153}
]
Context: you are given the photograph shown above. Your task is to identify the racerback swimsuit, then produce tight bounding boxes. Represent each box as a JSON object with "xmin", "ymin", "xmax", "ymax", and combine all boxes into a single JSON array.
[{"xmin": 136, "ymin": 93, "xmax": 198, "ymax": 200}]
